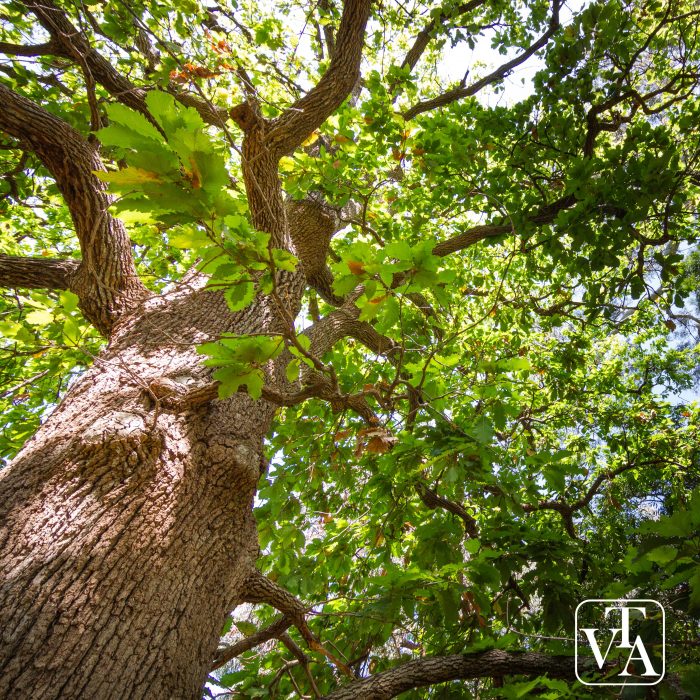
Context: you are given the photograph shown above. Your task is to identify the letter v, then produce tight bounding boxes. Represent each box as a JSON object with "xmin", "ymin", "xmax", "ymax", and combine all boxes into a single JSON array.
[{"xmin": 580, "ymin": 627, "xmax": 622, "ymax": 669}]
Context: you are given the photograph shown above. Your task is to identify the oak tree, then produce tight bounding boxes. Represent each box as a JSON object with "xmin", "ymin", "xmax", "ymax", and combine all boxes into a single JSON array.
[{"xmin": 1, "ymin": 0, "xmax": 699, "ymax": 697}]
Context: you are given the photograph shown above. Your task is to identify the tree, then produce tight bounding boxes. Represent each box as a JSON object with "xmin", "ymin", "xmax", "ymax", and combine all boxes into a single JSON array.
[{"xmin": 0, "ymin": 0, "xmax": 699, "ymax": 697}]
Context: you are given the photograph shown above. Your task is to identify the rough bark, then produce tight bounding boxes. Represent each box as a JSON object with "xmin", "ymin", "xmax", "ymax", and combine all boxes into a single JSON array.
[
  {"xmin": 0, "ymin": 279, "xmax": 282, "ymax": 699},
  {"xmin": 0, "ymin": 255, "xmax": 80, "ymax": 289},
  {"xmin": 0, "ymin": 83, "xmax": 148, "ymax": 334},
  {"xmin": 322, "ymin": 650, "xmax": 580, "ymax": 699}
]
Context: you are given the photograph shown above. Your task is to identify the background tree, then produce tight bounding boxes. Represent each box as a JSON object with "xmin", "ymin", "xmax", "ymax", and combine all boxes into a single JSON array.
[{"xmin": 0, "ymin": 0, "xmax": 699, "ymax": 697}]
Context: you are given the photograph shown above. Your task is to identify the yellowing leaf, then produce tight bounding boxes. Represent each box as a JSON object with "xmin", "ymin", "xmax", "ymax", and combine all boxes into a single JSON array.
[
  {"xmin": 187, "ymin": 157, "xmax": 202, "ymax": 189},
  {"xmin": 302, "ymin": 131, "xmax": 320, "ymax": 147},
  {"xmin": 94, "ymin": 168, "xmax": 162, "ymax": 185},
  {"xmin": 24, "ymin": 309, "xmax": 53, "ymax": 326},
  {"xmin": 279, "ymin": 157, "xmax": 296, "ymax": 172}
]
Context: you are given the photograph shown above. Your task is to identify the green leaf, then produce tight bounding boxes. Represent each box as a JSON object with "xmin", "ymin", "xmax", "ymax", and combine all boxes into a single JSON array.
[
  {"xmin": 62, "ymin": 316, "xmax": 82, "ymax": 345},
  {"xmin": 59, "ymin": 291, "xmax": 79, "ymax": 313},
  {"xmin": 468, "ymin": 416, "xmax": 494, "ymax": 444},
  {"xmin": 271, "ymin": 248, "xmax": 299, "ymax": 272},
  {"xmin": 105, "ymin": 103, "xmax": 164, "ymax": 142},
  {"xmin": 234, "ymin": 620, "xmax": 258, "ymax": 636},
  {"xmin": 286, "ymin": 359, "xmax": 301, "ymax": 382},
  {"xmin": 224, "ymin": 281, "xmax": 256, "ymax": 311},
  {"xmin": 214, "ymin": 366, "xmax": 265, "ymax": 400},
  {"xmin": 646, "ymin": 544, "xmax": 678, "ymax": 565}
]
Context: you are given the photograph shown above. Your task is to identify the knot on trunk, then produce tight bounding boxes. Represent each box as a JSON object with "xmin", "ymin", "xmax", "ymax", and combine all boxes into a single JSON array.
[
  {"xmin": 287, "ymin": 197, "xmax": 344, "ymax": 305},
  {"xmin": 206, "ymin": 439, "xmax": 262, "ymax": 489}
]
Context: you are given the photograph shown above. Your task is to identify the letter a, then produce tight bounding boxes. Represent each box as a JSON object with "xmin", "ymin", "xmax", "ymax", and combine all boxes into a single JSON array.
[{"xmin": 619, "ymin": 636, "xmax": 659, "ymax": 677}]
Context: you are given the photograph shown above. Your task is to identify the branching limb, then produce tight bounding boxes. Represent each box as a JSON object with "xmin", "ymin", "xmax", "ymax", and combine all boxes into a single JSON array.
[
  {"xmin": 0, "ymin": 83, "xmax": 148, "ymax": 334},
  {"xmin": 0, "ymin": 254, "xmax": 80, "ymax": 290},
  {"xmin": 403, "ymin": 0, "xmax": 561, "ymax": 120},
  {"xmin": 21, "ymin": 0, "xmax": 228, "ymax": 127},
  {"xmin": 322, "ymin": 649, "xmax": 591, "ymax": 699},
  {"xmin": 522, "ymin": 459, "xmax": 664, "ymax": 537},
  {"xmin": 415, "ymin": 483, "xmax": 478, "ymax": 537},
  {"xmin": 239, "ymin": 571, "xmax": 354, "ymax": 678},
  {"xmin": 265, "ymin": 0, "xmax": 372, "ymax": 158},
  {"xmin": 22, "ymin": 0, "xmax": 147, "ymax": 116}
]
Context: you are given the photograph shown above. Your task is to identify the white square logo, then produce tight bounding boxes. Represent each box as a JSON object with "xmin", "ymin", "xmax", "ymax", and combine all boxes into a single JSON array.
[{"xmin": 575, "ymin": 599, "xmax": 665, "ymax": 686}]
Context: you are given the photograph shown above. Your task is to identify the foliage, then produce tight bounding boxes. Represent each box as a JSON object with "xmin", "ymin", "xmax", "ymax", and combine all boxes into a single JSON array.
[{"xmin": 2, "ymin": 0, "xmax": 700, "ymax": 697}]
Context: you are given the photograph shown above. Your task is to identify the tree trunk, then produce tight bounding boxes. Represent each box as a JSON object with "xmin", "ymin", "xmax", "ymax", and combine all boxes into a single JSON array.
[
  {"xmin": 0, "ymin": 279, "xmax": 277, "ymax": 699},
  {"xmin": 0, "ymin": 3, "xmax": 370, "ymax": 692}
]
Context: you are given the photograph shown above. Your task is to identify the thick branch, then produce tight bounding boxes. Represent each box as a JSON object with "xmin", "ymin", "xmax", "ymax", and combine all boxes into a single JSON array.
[
  {"xmin": 432, "ymin": 194, "xmax": 576, "ymax": 258},
  {"xmin": 306, "ymin": 302, "xmax": 397, "ymax": 358},
  {"xmin": 0, "ymin": 83, "xmax": 147, "ymax": 334},
  {"xmin": 0, "ymin": 255, "xmax": 80, "ymax": 290},
  {"xmin": 265, "ymin": 0, "xmax": 372, "ymax": 157},
  {"xmin": 0, "ymin": 41, "xmax": 58, "ymax": 57},
  {"xmin": 322, "ymin": 649, "xmax": 584, "ymax": 699},
  {"xmin": 432, "ymin": 223, "xmax": 512, "ymax": 257},
  {"xmin": 403, "ymin": 0, "xmax": 561, "ymax": 120}
]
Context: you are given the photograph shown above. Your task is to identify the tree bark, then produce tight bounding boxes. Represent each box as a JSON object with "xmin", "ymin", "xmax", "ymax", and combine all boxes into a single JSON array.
[
  {"xmin": 0, "ymin": 279, "xmax": 282, "ymax": 699},
  {"xmin": 0, "ymin": 255, "xmax": 80, "ymax": 289},
  {"xmin": 322, "ymin": 650, "xmax": 580, "ymax": 699},
  {"xmin": 0, "ymin": 83, "xmax": 148, "ymax": 335}
]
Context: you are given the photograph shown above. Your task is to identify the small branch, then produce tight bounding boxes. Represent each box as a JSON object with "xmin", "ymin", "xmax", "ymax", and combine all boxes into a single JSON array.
[
  {"xmin": 403, "ymin": 0, "xmax": 561, "ymax": 120},
  {"xmin": 415, "ymin": 483, "xmax": 478, "ymax": 537},
  {"xmin": 522, "ymin": 460, "xmax": 659, "ymax": 537},
  {"xmin": 211, "ymin": 616, "xmax": 292, "ymax": 670},
  {"xmin": 280, "ymin": 633, "xmax": 322, "ymax": 698},
  {"xmin": 0, "ymin": 254, "xmax": 80, "ymax": 290},
  {"xmin": 317, "ymin": 0, "xmax": 337, "ymax": 58},
  {"xmin": 391, "ymin": 0, "xmax": 486, "ymax": 88},
  {"xmin": 0, "ymin": 370, "xmax": 50, "ymax": 401},
  {"xmin": 21, "ymin": 0, "xmax": 229, "ymax": 128}
]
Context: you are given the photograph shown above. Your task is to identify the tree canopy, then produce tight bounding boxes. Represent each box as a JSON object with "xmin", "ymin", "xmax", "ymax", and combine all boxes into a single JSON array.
[{"xmin": 1, "ymin": 0, "xmax": 700, "ymax": 697}]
